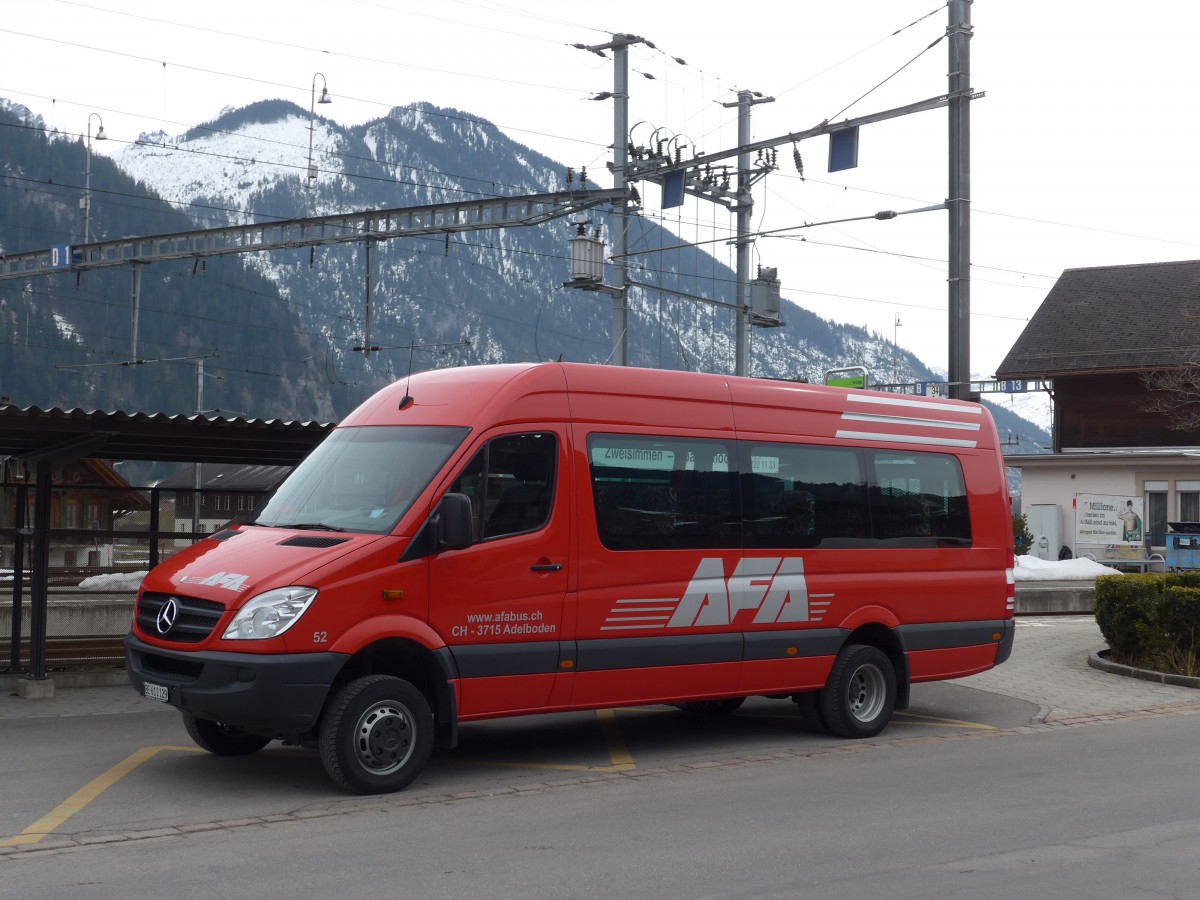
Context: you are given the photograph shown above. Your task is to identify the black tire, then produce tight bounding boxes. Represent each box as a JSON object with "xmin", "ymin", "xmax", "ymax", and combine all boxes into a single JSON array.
[
  {"xmin": 818, "ymin": 644, "xmax": 896, "ymax": 739},
  {"xmin": 182, "ymin": 712, "xmax": 272, "ymax": 756},
  {"xmin": 792, "ymin": 690, "xmax": 830, "ymax": 734},
  {"xmin": 320, "ymin": 675, "xmax": 433, "ymax": 794},
  {"xmin": 676, "ymin": 697, "xmax": 746, "ymax": 715}
]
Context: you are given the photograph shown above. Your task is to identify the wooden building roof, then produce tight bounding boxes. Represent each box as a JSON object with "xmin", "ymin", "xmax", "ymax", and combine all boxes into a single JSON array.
[{"xmin": 996, "ymin": 259, "xmax": 1200, "ymax": 378}]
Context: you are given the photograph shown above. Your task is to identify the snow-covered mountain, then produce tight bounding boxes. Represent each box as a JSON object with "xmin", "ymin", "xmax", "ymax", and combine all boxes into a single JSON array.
[
  {"xmin": 0, "ymin": 95, "xmax": 1050, "ymax": 450},
  {"xmin": 119, "ymin": 99, "xmax": 924, "ymax": 391}
]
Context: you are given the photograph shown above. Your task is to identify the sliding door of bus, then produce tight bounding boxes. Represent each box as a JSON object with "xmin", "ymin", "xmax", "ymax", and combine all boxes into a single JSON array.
[{"xmin": 569, "ymin": 430, "xmax": 743, "ymax": 708}]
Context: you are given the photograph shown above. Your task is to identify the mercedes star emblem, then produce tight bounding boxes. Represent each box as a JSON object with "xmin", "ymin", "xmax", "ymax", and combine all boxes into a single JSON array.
[{"xmin": 156, "ymin": 597, "xmax": 179, "ymax": 635}]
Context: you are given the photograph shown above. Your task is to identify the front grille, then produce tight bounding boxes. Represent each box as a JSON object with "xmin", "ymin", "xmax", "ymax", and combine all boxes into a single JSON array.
[{"xmin": 137, "ymin": 592, "xmax": 225, "ymax": 643}]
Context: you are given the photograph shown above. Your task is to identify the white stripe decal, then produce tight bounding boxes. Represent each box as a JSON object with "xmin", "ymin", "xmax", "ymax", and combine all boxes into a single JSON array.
[
  {"xmin": 841, "ymin": 412, "xmax": 980, "ymax": 432},
  {"xmin": 835, "ymin": 429, "xmax": 978, "ymax": 448},
  {"xmin": 846, "ymin": 393, "xmax": 983, "ymax": 414},
  {"xmin": 601, "ymin": 624, "xmax": 667, "ymax": 631}
]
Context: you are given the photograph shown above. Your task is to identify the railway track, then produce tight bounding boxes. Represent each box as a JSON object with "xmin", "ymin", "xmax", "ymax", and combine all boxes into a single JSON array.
[{"xmin": 5, "ymin": 635, "xmax": 127, "ymax": 671}]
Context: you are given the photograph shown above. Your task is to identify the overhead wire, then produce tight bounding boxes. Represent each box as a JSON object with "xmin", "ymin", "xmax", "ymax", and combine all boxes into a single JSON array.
[{"xmin": 9, "ymin": 0, "xmax": 1184, "ymax": 389}]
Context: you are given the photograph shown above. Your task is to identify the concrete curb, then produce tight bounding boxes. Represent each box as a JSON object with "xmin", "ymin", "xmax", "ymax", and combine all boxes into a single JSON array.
[
  {"xmin": 1088, "ymin": 649, "xmax": 1200, "ymax": 689},
  {"xmin": 1, "ymin": 669, "xmax": 129, "ymax": 692}
]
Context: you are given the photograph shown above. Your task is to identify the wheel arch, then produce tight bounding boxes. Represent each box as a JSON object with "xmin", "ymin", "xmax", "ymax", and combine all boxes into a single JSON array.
[
  {"xmin": 331, "ymin": 637, "xmax": 459, "ymax": 749},
  {"xmin": 842, "ymin": 621, "xmax": 911, "ymax": 711}
]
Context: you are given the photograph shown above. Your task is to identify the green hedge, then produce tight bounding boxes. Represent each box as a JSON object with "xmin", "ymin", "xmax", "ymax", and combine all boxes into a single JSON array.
[{"xmin": 1095, "ymin": 572, "xmax": 1200, "ymax": 675}]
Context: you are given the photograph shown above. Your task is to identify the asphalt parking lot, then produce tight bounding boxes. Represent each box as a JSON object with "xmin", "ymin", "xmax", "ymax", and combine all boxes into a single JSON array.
[{"xmin": 3, "ymin": 615, "xmax": 1199, "ymax": 856}]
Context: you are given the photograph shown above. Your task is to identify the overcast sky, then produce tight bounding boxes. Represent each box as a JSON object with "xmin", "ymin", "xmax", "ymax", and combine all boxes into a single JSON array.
[{"xmin": 3, "ymin": 0, "xmax": 1198, "ymax": 380}]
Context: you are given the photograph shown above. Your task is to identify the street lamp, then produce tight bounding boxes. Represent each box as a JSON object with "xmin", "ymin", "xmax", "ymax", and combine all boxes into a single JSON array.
[
  {"xmin": 83, "ymin": 113, "xmax": 107, "ymax": 244},
  {"xmin": 307, "ymin": 73, "xmax": 332, "ymax": 189}
]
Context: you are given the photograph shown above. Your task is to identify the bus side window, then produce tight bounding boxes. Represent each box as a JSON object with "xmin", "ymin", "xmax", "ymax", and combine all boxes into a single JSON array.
[
  {"xmin": 588, "ymin": 435, "xmax": 740, "ymax": 551},
  {"xmin": 481, "ymin": 433, "xmax": 557, "ymax": 540},
  {"xmin": 743, "ymin": 443, "xmax": 864, "ymax": 549},
  {"xmin": 869, "ymin": 451, "xmax": 971, "ymax": 545},
  {"xmin": 450, "ymin": 433, "xmax": 557, "ymax": 543}
]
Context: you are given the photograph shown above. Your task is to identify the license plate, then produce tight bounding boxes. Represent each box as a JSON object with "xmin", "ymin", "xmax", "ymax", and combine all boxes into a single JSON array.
[{"xmin": 144, "ymin": 682, "xmax": 170, "ymax": 703}]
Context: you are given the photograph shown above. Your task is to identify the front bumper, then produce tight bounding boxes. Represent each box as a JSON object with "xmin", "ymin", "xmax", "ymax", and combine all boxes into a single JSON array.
[{"xmin": 124, "ymin": 632, "xmax": 348, "ymax": 736}]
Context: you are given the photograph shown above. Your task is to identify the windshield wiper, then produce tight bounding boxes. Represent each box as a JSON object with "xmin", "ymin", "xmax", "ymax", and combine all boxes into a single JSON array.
[{"xmin": 290, "ymin": 522, "xmax": 348, "ymax": 533}]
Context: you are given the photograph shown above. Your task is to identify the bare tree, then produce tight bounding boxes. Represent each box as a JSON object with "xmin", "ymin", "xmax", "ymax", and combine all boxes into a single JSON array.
[{"xmin": 1141, "ymin": 366, "xmax": 1200, "ymax": 431}]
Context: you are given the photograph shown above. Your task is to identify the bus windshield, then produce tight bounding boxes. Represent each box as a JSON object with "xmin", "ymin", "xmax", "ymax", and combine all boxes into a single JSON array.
[{"xmin": 249, "ymin": 425, "xmax": 469, "ymax": 535}]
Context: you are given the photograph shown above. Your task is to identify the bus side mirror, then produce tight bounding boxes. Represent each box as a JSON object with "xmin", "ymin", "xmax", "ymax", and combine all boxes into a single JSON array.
[{"xmin": 437, "ymin": 493, "xmax": 473, "ymax": 550}]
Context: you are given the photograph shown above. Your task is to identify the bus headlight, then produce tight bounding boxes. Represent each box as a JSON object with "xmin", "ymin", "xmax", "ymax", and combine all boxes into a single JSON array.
[{"xmin": 223, "ymin": 587, "xmax": 318, "ymax": 640}]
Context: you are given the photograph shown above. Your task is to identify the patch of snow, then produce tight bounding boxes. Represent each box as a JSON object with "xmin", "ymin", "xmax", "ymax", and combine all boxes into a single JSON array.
[
  {"xmin": 117, "ymin": 115, "xmax": 342, "ymax": 220},
  {"xmin": 995, "ymin": 390, "xmax": 1053, "ymax": 434},
  {"xmin": 53, "ymin": 313, "xmax": 82, "ymax": 343},
  {"xmin": 78, "ymin": 571, "xmax": 148, "ymax": 590},
  {"xmin": 1014, "ymin": 554, "xmax": 1116, "ymax": 581}
]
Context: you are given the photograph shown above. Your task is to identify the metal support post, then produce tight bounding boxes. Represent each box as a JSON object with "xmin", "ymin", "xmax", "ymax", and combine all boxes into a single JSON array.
[
  {"xmin": 28, "ymin": 460, "xmax": 51, "ymax": 681},
  {"xmin": 8, "ymin": 483, "xmax": 27, "ymax": 671},
  {"xmin": 192, "ymin": 358, "xmax": 204, "ymax": 539},
  {"xmin": 611, "ymin": 37, "xmax": 630, "ymax": 366},
  {"xmin": 364, "ymin": 235, "xmax": 376, "ymax": 355},
  {"xmin": 130, "ymin": 264, "xmax": 142, "ymax": 359},
  {"xmin": 723, "ymin": 90, "xmax": 773, "ymax": 377},
  {"xmin": 947, "ymin": 0, "xmax": 973, "ymax": 399},
  {"xmin": 735, "ymin": 92, "xmax": 753, "ymax": 376}
]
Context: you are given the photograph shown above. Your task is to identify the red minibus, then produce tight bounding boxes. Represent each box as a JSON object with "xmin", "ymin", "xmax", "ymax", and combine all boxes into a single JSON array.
[{"xmin": 126, "ymin": 362, "xmax": 1015, "ymax": 793}]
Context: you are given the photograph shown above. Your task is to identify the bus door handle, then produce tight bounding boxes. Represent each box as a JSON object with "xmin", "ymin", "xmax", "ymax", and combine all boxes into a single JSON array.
[{"xmin": 530, "ymin": 563, "xmax": 563, "ymax": 573}]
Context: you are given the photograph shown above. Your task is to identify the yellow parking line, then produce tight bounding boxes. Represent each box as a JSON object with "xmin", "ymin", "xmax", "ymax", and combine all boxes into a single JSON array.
[
  {"xmin": 0, "ymin": 745, "xmax": 201, "ymax": 847},
  {"xmin": 596, "ymin": 708, "xmax": 636, "ymax": 770},
  {"xmin": 891, "ymin": 711, "xmax": 996, "ymax": 730}
]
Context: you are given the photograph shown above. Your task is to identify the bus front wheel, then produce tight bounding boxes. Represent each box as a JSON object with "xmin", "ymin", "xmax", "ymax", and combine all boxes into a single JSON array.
[{"xmin": 320, "ymin": 675, "xmax": 433, "ymax": 794}]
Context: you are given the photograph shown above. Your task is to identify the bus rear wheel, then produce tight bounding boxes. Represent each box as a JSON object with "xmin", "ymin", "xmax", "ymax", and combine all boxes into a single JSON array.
[
  {"xmin": 320, "ymin": 675, "xmax": 433, "ymax": 794},
  {"xmin": 818, "ymin": 644, "xmax": 896, "ymax": 739}
]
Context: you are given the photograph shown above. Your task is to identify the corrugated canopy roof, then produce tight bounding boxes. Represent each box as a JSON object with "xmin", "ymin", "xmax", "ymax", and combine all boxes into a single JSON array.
[
  {"xmin": 0, "ymin": 405, "xmax": 334, "ymax": 468},
  {"xmin": 996, "ymin": 259, "xmax": 1200, "ymax": 378}
]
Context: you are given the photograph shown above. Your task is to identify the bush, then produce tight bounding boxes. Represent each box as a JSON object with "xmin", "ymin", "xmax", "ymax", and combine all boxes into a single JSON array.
[
  {"xmin": 1095, "ymin": 573, "xmax": 1200, "ymax": 675},
  {"xmin": 1094, "ymin": 574, "xmax": 1157, "ymax": 660},
  {"xmin": 1013, "ymin": 511, "xmax": 1034, "ymax": 555},
  {"xmin": 1152, "ymin": 586, "xmax": 1200, "ymax": 676}
]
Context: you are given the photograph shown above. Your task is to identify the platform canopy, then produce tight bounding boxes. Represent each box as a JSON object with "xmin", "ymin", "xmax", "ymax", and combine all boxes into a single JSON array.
[{"xmin": 0, "ymin": 405, "xmax": 333, "ymax": 469}]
